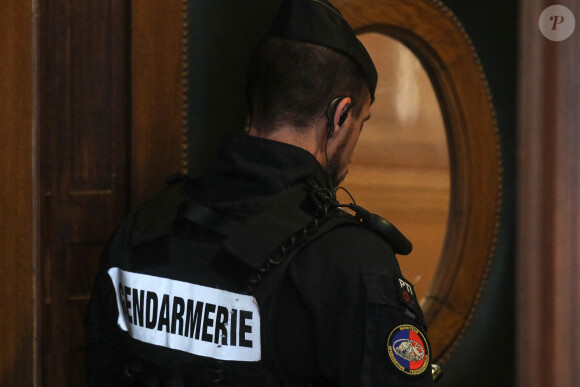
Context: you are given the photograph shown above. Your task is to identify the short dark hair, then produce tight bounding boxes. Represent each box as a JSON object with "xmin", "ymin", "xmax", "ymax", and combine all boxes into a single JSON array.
[{"xmin": 246, "ymin": 37, "xmax": 369, "ymax": 134}]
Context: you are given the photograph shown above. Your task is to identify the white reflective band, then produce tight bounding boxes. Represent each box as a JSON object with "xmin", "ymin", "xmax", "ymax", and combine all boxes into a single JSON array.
[{"xmin": 108, "ymin": 267, "xmax": 261, "ymax": 361}]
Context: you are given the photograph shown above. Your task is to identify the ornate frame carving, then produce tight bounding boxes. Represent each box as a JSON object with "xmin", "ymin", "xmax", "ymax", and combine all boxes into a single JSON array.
[{"xmin": 335, "ymin": 0, "xmax": 502, "ymax": 361}]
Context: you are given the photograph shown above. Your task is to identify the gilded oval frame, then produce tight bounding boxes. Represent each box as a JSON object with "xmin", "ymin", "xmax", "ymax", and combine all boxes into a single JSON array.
[{"xmin": 335, "ymin": 0, "xmax": 502, "ymax": 361}]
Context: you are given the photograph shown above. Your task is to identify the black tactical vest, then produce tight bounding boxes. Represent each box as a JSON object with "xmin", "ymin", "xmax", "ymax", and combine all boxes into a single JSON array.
[{"xmin": 108, "ymin": 177, "xmax": 410, "ymax": 386}]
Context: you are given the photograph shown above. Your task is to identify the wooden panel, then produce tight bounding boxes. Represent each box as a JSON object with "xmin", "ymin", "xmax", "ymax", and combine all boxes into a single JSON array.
[
  {"xmin": 68, "ymin": 196, "xmax": 125, "ymax": 243},
  {"xmin": 69, "ymin": 1, "xmax": 116, "ymax": 193},
  {"xmin": 0, "ymin": 0, "xmax": 37, "ymax": 385},
  {"xmin": 38, "ymin": 0, "xmax": 188, "ymax": 384},
  {"xmin": 67, "ymin": 244, "xmax": 103, "ymax": 299},
  {"xmin": 131, "ymin": 0, "xmax": 186, "ymax": 205},
  {"xmin": 39, "ymin": 0, "xmax": 130, "ymax": 385},
  {"xmin": 517, "ymin": 1, "xmax": 580, "ymax": 386}
]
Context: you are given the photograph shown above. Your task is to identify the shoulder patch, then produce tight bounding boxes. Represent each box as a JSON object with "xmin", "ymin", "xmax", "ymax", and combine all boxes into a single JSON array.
[
  {"xmin": 395, "ymin": 275, "xmax": 419, "ymax": 310},
  {"xmin": 387, "ymin": 324, "xmax": 430, "ymax": 376}
]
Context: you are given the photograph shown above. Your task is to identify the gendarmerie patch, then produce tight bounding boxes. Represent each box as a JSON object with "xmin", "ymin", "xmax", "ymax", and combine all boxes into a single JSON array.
[
  {"xmin": 108, "ymin": 267, "xmax": 261, "ymax": 361},
  {"xmin": 387, "ymin": 324, "xmax": 430, "ymax": 376}
]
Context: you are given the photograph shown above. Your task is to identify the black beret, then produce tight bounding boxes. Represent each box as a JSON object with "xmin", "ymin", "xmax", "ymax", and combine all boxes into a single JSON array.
[{"xmin": 268, "ymin": 0, "xmax": 378, "ymax": 101}]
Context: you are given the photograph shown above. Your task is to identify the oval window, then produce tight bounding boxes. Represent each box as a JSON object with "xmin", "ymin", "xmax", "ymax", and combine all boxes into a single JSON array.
[
  {"xmin": 337, "ymin": 0, "xmax": 502, "ymax": 361},
  {"xmin": 339, "ymin": 32, "xmax": 450, "ymax": 302}
]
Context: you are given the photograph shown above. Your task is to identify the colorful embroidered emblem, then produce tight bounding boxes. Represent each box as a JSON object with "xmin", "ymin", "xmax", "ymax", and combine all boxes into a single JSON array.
[{"xmin": 387, "ymin": 324, "xmax": 430, "ymax": 375}]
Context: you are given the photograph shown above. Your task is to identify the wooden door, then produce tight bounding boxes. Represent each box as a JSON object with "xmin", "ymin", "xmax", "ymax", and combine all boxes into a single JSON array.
[
  {"xmin": 39, "ymin": 1, "xmax": 131, "ymax": 384},
  {"xmin": 38, "ymin": 1, "xmax": 184, "ymax": 385}
]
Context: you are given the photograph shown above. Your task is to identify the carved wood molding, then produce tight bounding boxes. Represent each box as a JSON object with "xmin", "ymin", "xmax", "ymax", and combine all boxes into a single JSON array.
[
  {"xmin": 131, "ymin": 0, "xmax": 187, "ymax": 205},
  {"xmin": 336, "ymin": 0, "xmax": 503, "ymax": 362}
]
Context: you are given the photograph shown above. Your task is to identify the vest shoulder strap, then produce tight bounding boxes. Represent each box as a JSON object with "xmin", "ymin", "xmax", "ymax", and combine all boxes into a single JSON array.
[
  {"xmin": 220, "ymin": 183, "xmax": 315, "ymax": 269},
  {"xmin": 129, "ymin": 177, "xmax": 190, "ymax": 245},
  {"xmin": 249, "ymin": 208, "xmax": 357, "ymax": 379}
]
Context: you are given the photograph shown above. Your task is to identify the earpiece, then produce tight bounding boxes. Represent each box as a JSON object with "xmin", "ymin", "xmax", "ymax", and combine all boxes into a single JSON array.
[
  {"xmin": 338, "ymin": 105, "xmax": 351, "ymax": 126},
  {"xmin": 326, "ymin": 96, "xmax": 351, "ymax": 139}
]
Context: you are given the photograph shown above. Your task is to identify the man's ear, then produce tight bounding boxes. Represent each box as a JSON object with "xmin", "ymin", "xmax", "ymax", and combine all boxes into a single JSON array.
[{"xmin": 326, "ymin": 96, "xmax": 352, "ymax": 139}]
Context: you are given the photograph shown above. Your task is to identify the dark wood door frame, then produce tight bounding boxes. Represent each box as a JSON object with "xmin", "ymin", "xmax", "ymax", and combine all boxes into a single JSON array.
[
  {"xmin": 0, "ymin": 0, "xmax": 38, "ymax": 385},
  {"xmin": 517, "ymin": 1, "xmax": 580, "ymax": 386}
]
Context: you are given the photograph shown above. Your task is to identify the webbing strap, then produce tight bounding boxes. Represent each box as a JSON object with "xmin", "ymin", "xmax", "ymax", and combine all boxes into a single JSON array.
[
  {"xmin": 251, "ymin": 210, "xmax": 355, "ymax": 301},
  {"xmin": 178, "ymin": 199, "xmax": 243, "ymax": 236},
  {"xmin": 222, "ymin": 184, "xmax": 314, "ymax": 269},
  {"xmin": 251, "ymin": 210, "xmax": 358, "ymax": 380}
]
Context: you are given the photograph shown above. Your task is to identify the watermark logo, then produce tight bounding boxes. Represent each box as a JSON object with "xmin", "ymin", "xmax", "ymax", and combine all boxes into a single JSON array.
[{"xmin": 539, "ymin": 5, "xmax": 575, "ymax": 41}]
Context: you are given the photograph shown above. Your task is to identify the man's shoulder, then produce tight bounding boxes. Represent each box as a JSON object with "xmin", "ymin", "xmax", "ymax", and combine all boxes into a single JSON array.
[
  {"xmin": 298, "ymin": 220, "xmax": 402, "ymax": 274},
  {"xmin": 323, "ymin": 220, "xmax": 392, "ymax": 247},
  {"xmin": 100, "ymin": 178, "xmax": 190, "ymax": 269},
  {"xmin": 117, "ymin": 177, "xmax": 190, "ymax": 245}
]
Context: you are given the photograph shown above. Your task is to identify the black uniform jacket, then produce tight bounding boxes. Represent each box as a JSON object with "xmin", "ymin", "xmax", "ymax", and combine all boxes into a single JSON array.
[{"xmin": 85, "ymin": 133, "xmax": 433, "ymax": 386}]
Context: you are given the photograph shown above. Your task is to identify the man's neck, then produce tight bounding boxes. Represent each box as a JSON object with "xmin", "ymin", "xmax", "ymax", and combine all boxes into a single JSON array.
[{"xmin": 248, "ymin": 124, "xmax": 327, "ymax": 166}]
